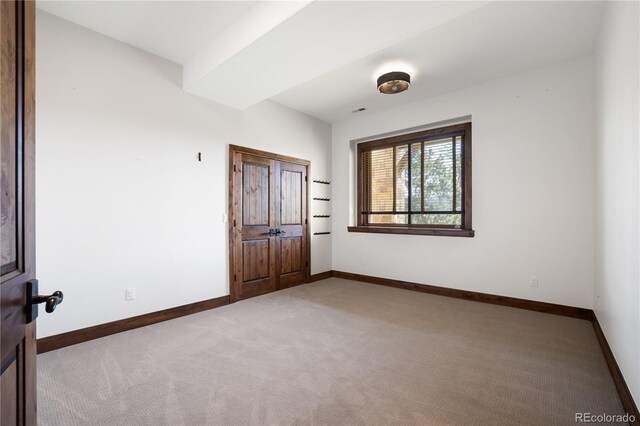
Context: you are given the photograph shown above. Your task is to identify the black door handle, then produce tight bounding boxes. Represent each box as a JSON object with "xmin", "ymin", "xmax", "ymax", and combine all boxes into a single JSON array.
[
  {"xmin": 34, "ymin": 290, "xmax": 64, "ymax": 313},
  {"xmin": 26, "ymin": 279, "xmax": 63, "ymax": 323},
  {"xmin": 275, "ymin": 229, "xmax": 286, "ymax": 236}
]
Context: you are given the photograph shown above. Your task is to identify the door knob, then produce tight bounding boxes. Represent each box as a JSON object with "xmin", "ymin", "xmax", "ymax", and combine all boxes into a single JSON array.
[
  {"xmin": 34, "ymin": 290, "xmax": 64, "ymax": 313},
  {"xmin": 26, "ymin": 279, "xmax": 63, "ymax": 323}
]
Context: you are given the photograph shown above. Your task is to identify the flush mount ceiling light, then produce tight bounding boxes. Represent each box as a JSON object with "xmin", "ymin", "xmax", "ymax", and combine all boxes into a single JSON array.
[{"xmin": 377, "ymin": 71, "xmax": 410, "ymax": 94}]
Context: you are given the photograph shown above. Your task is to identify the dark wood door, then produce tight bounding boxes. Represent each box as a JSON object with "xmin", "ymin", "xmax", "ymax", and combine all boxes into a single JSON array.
[
  {"xmin": 276, "ymin": 161, "xmax": 307, "ymax": 289},
  {"xmin": 231, "ymin": 152, "xmax": 277, "ymax": 301},
  {"xmin": 229, "ymin": 146, "xmax": 309, "ymax": 302},
  {"xmin": 1, "ymin": 1, "xmax": 37, "ymax": 424}
]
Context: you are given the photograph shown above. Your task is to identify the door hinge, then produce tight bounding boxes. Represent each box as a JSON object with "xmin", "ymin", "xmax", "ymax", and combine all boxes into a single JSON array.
[
  {"xmin": 305, "ymin": 218, "xmax": 307, "ymax": 224},
  {"xmin": 233, "ymin": 219, "xmax": 236, "ymax": 227},
  {"xmin": 233, "ymin": 164, "xmax": 236, "ymax": 172},
  {"xmin": 234, "ymin": 274, "xmax": 237, "ymax": 282},
  {"xmin": 305, "ymin": 176, "xmax": 307, "ymax": 182}
]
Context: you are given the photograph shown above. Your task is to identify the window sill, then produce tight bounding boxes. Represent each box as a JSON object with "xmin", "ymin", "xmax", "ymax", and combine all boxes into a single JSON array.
[{"xmin": 347, "ymin": 226, "xmax": 475, "ymax": 237}]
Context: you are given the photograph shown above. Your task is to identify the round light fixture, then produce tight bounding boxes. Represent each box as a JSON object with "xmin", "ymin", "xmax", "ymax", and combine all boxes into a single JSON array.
[{"xmin": 377, "ymin": 71, "xmax": 410, "ymax": 94}]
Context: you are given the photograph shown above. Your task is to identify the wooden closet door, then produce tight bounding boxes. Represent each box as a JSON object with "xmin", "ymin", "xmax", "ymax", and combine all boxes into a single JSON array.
[
  {"xmin": 229, "ymin": 146, "xmax": 310, "ymax": 302},
  {"xmin": 276, "ymin": 161, "xmax": 308, "ymax": 289},
  {"xmin": 231, "ymin": 152, "xmax": 277, "ymax": 302}
]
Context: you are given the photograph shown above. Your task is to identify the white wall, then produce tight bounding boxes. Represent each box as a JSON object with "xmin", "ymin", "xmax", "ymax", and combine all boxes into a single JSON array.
[
  {"xmin": 332, "ymin": 56, "xmax": 596, "ymax": 309},
  {"xmin": 594, "ymin": 1, "xmax": 640, "ymax": 404},
  {"xmin": 35, "ymin": 11, "xmax": 332, "ymax": 338}
]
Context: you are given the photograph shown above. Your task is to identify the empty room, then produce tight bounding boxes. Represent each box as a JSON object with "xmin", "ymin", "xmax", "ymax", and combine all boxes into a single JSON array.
[{"xmin": 1, "ymin": 0, "xmax": 638, "ymax": 425}]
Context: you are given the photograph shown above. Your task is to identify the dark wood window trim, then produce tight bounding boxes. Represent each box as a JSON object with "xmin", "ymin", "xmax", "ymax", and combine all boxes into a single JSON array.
[
  {"xmin": 347, "ymin": 226, "xmax": 475, "ymax": 237},
  {"xmin": 350, "ymin": 122, "xmax": 474, "ymax": 237}
]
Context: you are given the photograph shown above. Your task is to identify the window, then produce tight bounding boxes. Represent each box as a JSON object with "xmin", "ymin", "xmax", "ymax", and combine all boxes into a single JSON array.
[{"xmin": 349, "ymin": 122, "xmax": 474, "ymax": 237}]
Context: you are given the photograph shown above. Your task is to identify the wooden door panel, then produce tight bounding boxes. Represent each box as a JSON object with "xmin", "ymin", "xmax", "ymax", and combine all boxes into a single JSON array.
[
  {"xmin": 1, "ymin": 1, "xmax": 36, "ymax": 425},
  {"xmin": 242, "ymin": 239, "xmax": 270, "ymax": 282},
  {"xmin": 1, "ymin": 281, "xmax": 27, "ymax": 359},
  {"xmin": 0, "ymin": 0, "xmax": 18, "ymax": 275},
  {"xmin": 1, "ymin": 357, "xmax": 18, "ymax": 424},
  {"xmin": 277, "ymin": 161, "xmax": 307, "ymax": 289},
  {"xmin": 232, "ymin": 152, "xmax": 276, "ymax": 301},
  {"xmin": 242, "ymin": 163, "xmax": 269, "ymax": 226},
  {"xmin": 280, "ymin": 170, "xmax": 302, "ymax": 225},
  {"xmin": 280, "ymin": 237, "xmax": 302, "ymax": 274}
]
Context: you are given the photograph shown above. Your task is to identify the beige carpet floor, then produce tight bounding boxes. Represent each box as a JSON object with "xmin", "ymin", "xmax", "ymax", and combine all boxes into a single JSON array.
[{"xmin": 38, "ymin": 278, "xmax": 625, "ymax": 425}]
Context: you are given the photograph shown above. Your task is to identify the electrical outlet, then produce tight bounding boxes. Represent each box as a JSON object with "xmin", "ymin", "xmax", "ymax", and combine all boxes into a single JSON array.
[
  {"xmin": 529, "ymin": 276, "xmax": 538, "ymax": 287},
  {"xmin": 222, "ymin": 213, "xmax": 228, "ymax": 223},
  {"xmin": 125, "ymin": 288, "xmax": 135, "ymax": 301}
]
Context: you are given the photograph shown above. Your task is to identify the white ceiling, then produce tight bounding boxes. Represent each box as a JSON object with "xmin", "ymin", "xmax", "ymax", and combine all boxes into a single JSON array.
[
  {"xmin": 37, "ymin": 1, "xmax": 258, "ymax": 64},
  {"xmin": 37, "ymin": 1, "xmax": 605, "ymax": 123},
  {"xmin": 182, "ymin": 1, "xmax": 489, "ymax": 109},
  {"xmin": 273, "ymin": 1, "xmax": 605, "ymax": 123}
]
